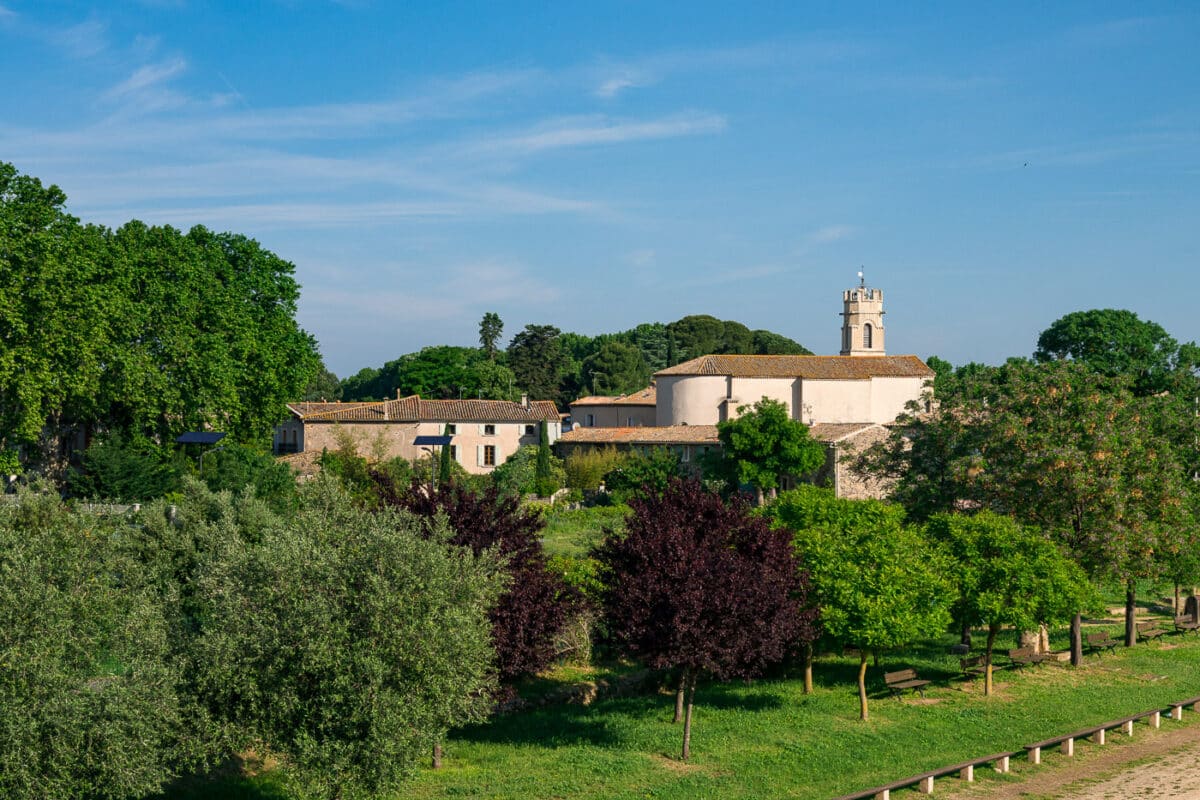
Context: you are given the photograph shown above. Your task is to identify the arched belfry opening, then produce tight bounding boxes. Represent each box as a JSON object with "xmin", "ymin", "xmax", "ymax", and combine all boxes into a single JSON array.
[{"xmin": 840, "ymin": 271, "xmax": 885, "ymax": 356}]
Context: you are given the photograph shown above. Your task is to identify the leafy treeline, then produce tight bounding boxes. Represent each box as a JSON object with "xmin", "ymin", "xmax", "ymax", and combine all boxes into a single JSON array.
[
  {"xmin": 0, "ymin": 162, "xmax": 320, "ymax": 465},
  {"xmin": 340, "ymin": 313, "xmax": 810, "ymax": 407},
  {"xmin": 862, "ymin": 308, "xmax": 1200, "ymax": 659}
]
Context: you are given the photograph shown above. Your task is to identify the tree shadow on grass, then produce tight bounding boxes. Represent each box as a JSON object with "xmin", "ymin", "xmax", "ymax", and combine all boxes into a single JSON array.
[
  {"xmin": 694, "ymin": 682, "xmax": 785, "ymax": 713},
  {"xmin": 456, "ymin": 701, "xmax": 623, "ymax": 748},
  {"xmin": 145, "ymin": 754, "xmax": 290, "ymax": 800}
]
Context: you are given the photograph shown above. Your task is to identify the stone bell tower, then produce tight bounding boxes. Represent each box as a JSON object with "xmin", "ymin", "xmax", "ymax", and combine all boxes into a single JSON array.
[{"xmin": 840, "ymin": 271, "xmax": 885, "ymax": 356}]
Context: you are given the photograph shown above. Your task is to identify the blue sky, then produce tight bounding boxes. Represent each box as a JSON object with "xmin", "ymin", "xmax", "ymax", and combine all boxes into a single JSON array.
[{"xmin": 2, "ymin": 2, "xmax": 1197, "ymax": 378}]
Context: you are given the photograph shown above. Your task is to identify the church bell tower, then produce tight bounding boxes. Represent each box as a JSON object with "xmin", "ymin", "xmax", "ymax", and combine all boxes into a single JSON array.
[{"xmin": 840, "ymin": 271, "xmax": 885, "ymax": 356}]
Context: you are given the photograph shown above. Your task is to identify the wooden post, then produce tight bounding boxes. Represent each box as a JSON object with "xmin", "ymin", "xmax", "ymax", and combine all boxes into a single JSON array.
[
  {"xmin": 873, "ymin": 790, "xmax": 890, "ymax": 800},
  {"xmin": 918, "ymin": 775, "xmax": 935, "ymax": 794},
  {"xmin": 996, "ymin": 755, "xmax": 1010, "ymax": 773},
  {"xmin": 1028, "ymin": 746, "xmax": 1041, "ymax": 765},
  {"xmin": 959, "ymin": 764, "xmax": 974, "ymax": 782},
  {"xmin": 1061, "ymin": 737, "xmax": 1074, "ymax": 756},
  {"xmin": 1172, "ymin": 705, "xmax": 1183, "ymax": 721},
  {"xmin": 1151, "ymin": 711, "xmax": 1161, "ymax": 729},
  {"xmin": 1122, "ymin": 720, "xmax": 1134, "ymax": 736},
  {"xmin": 1093, "ymin": 728, "xmax": 1105, "ymax": 745}
]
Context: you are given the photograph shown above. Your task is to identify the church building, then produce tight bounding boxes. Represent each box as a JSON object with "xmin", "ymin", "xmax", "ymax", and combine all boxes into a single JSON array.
[{"xmin": 556, "ymin": 276, "xmax": 933, "ymax": 499}]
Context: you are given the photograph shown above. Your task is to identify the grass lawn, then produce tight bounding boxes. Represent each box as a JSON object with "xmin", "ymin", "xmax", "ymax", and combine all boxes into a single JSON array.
[
  {"xmin": 539, "ymin": 505, "xmax": 628, "ymax": 558},
  {"xmin": 179, "ymin": 621, "xmax": 1200, "ymax": 799}
]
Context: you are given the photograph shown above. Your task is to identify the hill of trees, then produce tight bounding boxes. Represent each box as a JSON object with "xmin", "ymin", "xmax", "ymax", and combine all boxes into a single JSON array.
[{"xmin": 340, "ymin": 314, "xmax": 811, "ymax": 407}]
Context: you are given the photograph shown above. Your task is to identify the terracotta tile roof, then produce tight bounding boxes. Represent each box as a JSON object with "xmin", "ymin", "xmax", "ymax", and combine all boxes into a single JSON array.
[
  {"xmin": 807, "ymin": 422, "xmax": 885, "ymax": 443},
  {"xmin": 570, "ymin": 386, "xmax": 656, "ymax": 407},
  {"xmin": 558, "ymin": 425, "xmax": 720, "ymax": 446},
  {"xmin": 417, "ymin": 398, "xmax": 560, "ymax": 422},
  {"xmin": 654, "ymin": 354, "xmax": 933, "ymax": 379},
  {"xmin": 288, "ymin": 396, "xmax": 559, "ymax": 423}
]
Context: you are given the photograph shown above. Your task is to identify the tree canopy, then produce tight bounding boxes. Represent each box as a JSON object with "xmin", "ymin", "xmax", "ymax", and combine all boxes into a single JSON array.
[
  {"xmin": 598, "ymin": 480, "xmax": 816, "ymax": 759},
  {"xmin": 716, "ymin": 398, "xmax": 826, "ymax": 503},
  {"xmin": 0, "ymin": 162, "xmax": 320, "ymax": 464},
  {"xmin": 1034, "ymin": 308, "xmax": 1190, "ymax": 395}
]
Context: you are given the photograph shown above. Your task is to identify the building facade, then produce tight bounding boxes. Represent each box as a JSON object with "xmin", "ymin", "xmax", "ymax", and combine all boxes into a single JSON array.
[{"xmin": 276, "ymin": 394, "xmax": 561, "ymax": 475}]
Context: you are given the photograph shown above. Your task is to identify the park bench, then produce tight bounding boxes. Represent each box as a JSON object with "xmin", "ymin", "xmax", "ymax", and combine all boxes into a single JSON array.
[
  {"xmin": 1136, "ymin": 621, "xmax": 1167, "ymax": 643},
  {"xmin": 1007, "ymin": 647, "xmax": 1047, "ymax": 670},
  {"xmin": 1085, "ymin": 631, "xmax": 1117, "ymax": 656},
  {"xmin": 1174, "ymin": 615, "xmax": 1199, "ymax": 636},
  {"xmin": 960, "ymin": 655, "xmax": 988, "ymax": 681},
  {"xmin": 884, "ymin": 668, "xmax": 931, "ymax": 699}
]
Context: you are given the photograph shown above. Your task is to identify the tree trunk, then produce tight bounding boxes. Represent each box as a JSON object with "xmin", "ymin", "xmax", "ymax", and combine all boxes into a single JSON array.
[
  {"xmin": 1175, "ymin": 583, "xmax": 1182, "ymax": 615},
  {"xmin": 755, "ymin": 486, "xmax": 765, "ymax": 506},
  {"xmin": 960, "ymin": 622, "xmax": 972, "ymax": 647},
  {"xmin": 802, "ymin": 641, "xmax": 814, "ymax": 695},
  {"xmin": 680, "ymin": 670, "xmax": 697, "ymax": 761},
  {"xmin": 432, "ymin": 742, "xmax": 442, "ymax": 769},
  {"xmin": 673, "ymin": 670, "xmax": 686, "ymax": 723},
  {"xmin": 984, "ymin": 625, "xmax": 997, "ymax": 696},
  {"xmin": 857, "ymin": 652, "xmax": 870, "ymax": 721},
  {"xmin": 1125, "ymin": 580, "xmax": 1136, "ymax": 647},
  {"xmin": 1070, "ymin": 613, "xmax": 1083, "ymax": 666}
]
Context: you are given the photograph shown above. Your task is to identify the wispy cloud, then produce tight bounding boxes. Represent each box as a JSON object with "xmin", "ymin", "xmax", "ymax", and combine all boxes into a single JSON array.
[
  {"xmin": 52, "ymin": 17, "xmax": 108, "ymax": 58},
  {"xmin": 807, "ymin": 225, "xmax": 858, "ymax": 244},
  {"xmin": 102, "ymin": 57, "xmax": 187, "ymax": 102},
  {"xmin": 467, "ymin": 112, "xmax": 727, "ymax": 156},
  {"xmin": 0, "ymin": 4, "xmax": 16, "ymax": 20}
]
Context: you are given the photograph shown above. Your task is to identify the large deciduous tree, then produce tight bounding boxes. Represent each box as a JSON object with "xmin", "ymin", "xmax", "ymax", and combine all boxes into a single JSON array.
[
  {"xmin": 858, "ymin": 359, "xmax": 1189, "ymax": 661},
  {"xmin": 716, "ymin": 398, "xmax": 826, "ymax": 504},
  {"xmin": 598, "ymin": 480, "xmax": 817, "ymax": 760},
  {"xmin": 0, "ymin": 163, "xmax": 321, "ymax": 463},
  {"xmin": 1034, "ymin": 308, "xmax": 1188, "ymax": 395},
  {"xmin": 581, "ymin": 340, "xmax": 650, "ymax": 396}
]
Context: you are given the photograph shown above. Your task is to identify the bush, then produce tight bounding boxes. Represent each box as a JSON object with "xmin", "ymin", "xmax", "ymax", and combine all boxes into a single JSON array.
[
  {"xmin": 0, "ymin": 491, "xmax": 185, "ymax": 799},
  {"xmin": 66, "ymin": 431, "xmax": 185, "ymax": 501},
  {"xmin": 603, "ymin": 448, "xmax": 682, "ymax": 503},
  {"xmin": 491, "ymin": 444, "xmax": 566, "ymax": 497},
  {"xmin": 564, "ymin": 447, "xmax": 627, "ymax": 491},
  {"xmin": 199, "ymin": 443, "xmax": 296, "ymax": 511}
]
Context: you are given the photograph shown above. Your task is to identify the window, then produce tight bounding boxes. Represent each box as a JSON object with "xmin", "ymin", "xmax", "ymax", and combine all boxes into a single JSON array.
[
  {"xmin": 484, "ymin": 424, "xmax": 496, "ymax": 435},
  {"xmin": 863, "ymin": 323, "xmax": 873, "ymax": 349},
  {"xmin": 446, "ymin": 424, "xmax": 456, "ymax": 435},
  {"xmin": 586, "ymin": 414, "xmax": 595, "ymax": 427},
  {"xmin": 525, "ymin": 424, "xmax": 535, "ymax": 436},
  {"xmin": 483, "ymin": 445, "xmax": 496, "ymax": 466},
  {"xmin": 681, "ymin": 446, "xmax": 690, "ymax": 462},
  {"xmin": 448, "ymin": 445, "xmax": 457, "ymax": 462}
]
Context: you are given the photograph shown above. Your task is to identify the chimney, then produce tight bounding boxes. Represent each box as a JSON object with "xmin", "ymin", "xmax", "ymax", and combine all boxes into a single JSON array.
[{"xmin": 521, "ymin": 393, "xmax": 529, "ymax": 408}]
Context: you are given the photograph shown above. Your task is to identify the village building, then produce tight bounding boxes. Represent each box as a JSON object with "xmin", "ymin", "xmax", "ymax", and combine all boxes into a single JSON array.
[
  {"xmin": 555, "ymin": 277, "xmax": 932, "ymax": 499},
  {"xmin": 275, "ymin": 394, "xmax": 560, "ymax": 475},
  {"xmin": 568, "ymin": 385, "xmax": 657, "ymax": 428}
]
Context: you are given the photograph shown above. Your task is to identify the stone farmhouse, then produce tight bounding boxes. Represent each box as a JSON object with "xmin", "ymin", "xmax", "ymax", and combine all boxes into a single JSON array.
[
  {"xmin": 555, "ymin": 278, "xmax": 933, "ymax": 499},
  {"xmin": 276, "ymin": 395, "xmax": 561, "ymax": 475}
]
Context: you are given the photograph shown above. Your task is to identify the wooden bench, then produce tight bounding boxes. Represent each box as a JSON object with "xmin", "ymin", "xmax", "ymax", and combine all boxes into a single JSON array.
[
  {"xmin": 1174, "ymin": 615, "xmax": 1199, "ymax": 636},
  {"xmin": 1167, "ymin": 695, "xmax": 1200, "ymax": 721},
  {"xmin": 1136, "ymin": 621, "xmax": 1167, "ymax": 643},
  {"xmin": 960, "ymin": 655, "xmax": 988, "ymax": 681},
  {"xmin": 1007, "ymin": 647, "xmax": 1047, "ymax": 669},
  {"xmin": 1085, "ymin": 631, "xmax": 1117, "ymax": 656},
  {"xmin": 829, "ymin": 752, "xmax": 1017, "ymax": 799},
  {"xmin": 884, "ymin": 668, "xmax": 931, "ymax": 698}
]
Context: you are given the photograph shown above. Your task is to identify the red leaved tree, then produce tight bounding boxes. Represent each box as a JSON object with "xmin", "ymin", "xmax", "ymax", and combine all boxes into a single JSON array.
[
  {"xmin": 597, "ymin": 479, "xmax": 818, "ymax": 760},
  {"xmin": 379, "ymin": 480, "xmax": 576, "ymax": 682}
]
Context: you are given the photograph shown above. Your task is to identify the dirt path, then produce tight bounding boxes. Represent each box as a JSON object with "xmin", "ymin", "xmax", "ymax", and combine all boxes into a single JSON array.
[{"xmin": 947, "ymin": 717, "xmax": 1200, "ymax": 799}]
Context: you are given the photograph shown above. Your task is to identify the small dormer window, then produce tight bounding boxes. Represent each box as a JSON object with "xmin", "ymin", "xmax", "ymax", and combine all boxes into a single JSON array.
[{"xmin": 863, "ymin": 323, "xmax": 873, "ymax": 349}]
